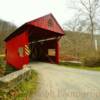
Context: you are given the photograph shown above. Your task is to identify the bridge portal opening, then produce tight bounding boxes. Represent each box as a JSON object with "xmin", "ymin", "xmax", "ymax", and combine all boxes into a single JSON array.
[{"xmin": 28, "ymin": 27, "xmax": 59, "ymax": 63}]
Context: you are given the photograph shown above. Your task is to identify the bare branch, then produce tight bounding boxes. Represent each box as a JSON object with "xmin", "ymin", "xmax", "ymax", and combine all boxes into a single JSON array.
[
  {"xmin": 65, "ymin": 0, "xmax": 100, "ymax": 50},
  {"xmin": 80, "ymin": 0, "xmax": 89, "ymax": 12}
]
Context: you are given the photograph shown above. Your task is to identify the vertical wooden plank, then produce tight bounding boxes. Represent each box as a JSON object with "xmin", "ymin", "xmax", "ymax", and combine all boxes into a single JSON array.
[{"xmin": 55, "ymin": 41, "xmax": 59, "ymax": 64}]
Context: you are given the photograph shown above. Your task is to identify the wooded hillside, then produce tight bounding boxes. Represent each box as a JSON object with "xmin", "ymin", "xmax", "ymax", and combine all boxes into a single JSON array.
[
  {"xmin": 0, "ymin": 19, "xmax": 17, "ymax": 53},
  {"xmin": 60, "ymin": 31, "xmax": 100, "ymax": 58}
]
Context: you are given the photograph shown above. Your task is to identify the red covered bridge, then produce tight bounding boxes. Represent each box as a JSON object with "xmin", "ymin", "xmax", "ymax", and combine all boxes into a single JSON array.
[{"xmin": 5, "ymin": 14, "xmax": 64, "ymax": 69}]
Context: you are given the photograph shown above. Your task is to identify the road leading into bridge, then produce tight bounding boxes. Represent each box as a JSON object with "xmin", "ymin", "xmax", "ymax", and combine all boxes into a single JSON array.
[{"xmin": 29, "ymin": 62, "xmax": 100, "ymax": 100}]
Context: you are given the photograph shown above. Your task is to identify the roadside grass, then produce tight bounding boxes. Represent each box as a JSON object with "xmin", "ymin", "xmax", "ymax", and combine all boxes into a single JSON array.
[
  {"xmin": 60, "ymin": 61, "xmax": 100, "ymax": 71},
  {"xmin": 0, "ymin": 70, "xmax": 38, "ymax": 100}
]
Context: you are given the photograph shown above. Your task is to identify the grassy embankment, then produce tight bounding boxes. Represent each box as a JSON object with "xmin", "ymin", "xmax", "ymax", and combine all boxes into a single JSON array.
[
  {"xmin": 4, "ymin": 70, "xmax": 38, "ymax": 100},
  {"xmin": 0, "ymin": 55, "xmax": 38, "ymax": 100},
  {"xmin": 60, "ymin": 61, "xmax": 100, "ymax": 71}
]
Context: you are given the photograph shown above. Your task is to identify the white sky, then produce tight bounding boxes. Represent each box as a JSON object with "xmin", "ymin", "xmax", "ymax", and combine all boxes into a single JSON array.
[{"xmin": 0, "ymin": 0, "xmax": 76, "ymax": 27}]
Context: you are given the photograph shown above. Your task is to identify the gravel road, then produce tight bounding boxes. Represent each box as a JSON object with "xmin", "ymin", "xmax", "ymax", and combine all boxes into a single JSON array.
[{"xmin": 29, "ymin": 62, "xmax": 100, "ymax": 100}]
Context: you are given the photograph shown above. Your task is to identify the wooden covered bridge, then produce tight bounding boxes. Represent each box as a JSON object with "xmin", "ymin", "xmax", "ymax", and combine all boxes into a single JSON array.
[{"xmin": 5, "ymin": 14, "xmax": 64, "ymax": 69}]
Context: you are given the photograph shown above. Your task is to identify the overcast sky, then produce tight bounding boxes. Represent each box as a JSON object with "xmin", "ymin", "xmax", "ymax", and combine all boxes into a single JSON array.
[{"xmin": 0, "ymin": 0, "xmax": 76, "ymax": 27}]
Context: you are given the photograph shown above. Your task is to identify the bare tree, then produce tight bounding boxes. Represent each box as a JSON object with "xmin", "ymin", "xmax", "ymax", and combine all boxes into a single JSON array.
[
  {"xmin": 63, "ymin": 13, "xmax": 87, "ymax": 32},
  {"xmin": 63, "ymin": 15, "xmax": 80, "ymax": 31},
  {"xmin": 66, "ymin": 0, "xmax": 100, "ymax": 49},
  {"xmin": 79, "ymin": 0, "xmax": 100, "ymax": 48}
]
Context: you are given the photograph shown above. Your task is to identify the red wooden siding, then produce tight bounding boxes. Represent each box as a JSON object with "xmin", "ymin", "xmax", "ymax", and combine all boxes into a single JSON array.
[
  {"xmin": 28, "ymin": 14, "xmax": 64, "ymax": 35},
  {"xmin": 6, "ymin": 32, "xmax": 29, "ymax": 69}
]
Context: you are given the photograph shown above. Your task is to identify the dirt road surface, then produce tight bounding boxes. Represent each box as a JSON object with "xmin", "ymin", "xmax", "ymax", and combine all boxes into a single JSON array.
[{"xmin": 29, "ymin": 62, "xmax": 100, "ymax": 100}]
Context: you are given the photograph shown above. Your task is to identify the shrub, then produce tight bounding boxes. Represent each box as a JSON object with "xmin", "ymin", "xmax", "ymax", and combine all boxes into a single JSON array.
[
  {"xmin": 4, "ymin": 64, "xmax": 16, "ymax": 75},
  {"xmin": 0, "ymin": 58, "xmax": 4, "ymax": 67},
  {"xmin": 0, "ymin": 57, "xmax": 16, "ymax": 75},
  {"xmin": 0, "ymin": 57, "xmax": 5, "ymax": 76},
  {"xmin": 82, "ymin": 54, "xmax": 100, "ymax": 67}
]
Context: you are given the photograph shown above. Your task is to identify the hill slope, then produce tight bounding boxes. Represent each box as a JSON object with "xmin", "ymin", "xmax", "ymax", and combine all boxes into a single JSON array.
[
  {"xmin": 60, "ymin": 31, "xmax": 100, "ymax": 59},
  {"xmin": 0, "ymin": 19, "xmax": 17, "ymax": 53}
]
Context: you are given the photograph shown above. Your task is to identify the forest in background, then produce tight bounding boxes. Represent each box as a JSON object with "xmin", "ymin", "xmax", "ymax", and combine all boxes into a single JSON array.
[{"xmin": 60, "ymin": 31, "xmax": 100, "ymax": 59}]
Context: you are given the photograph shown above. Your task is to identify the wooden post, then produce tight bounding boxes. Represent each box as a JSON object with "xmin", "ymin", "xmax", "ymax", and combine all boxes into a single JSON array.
[{"xmin": 55, "ymin": 41, "xmax": 59, "ymax": 64}]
